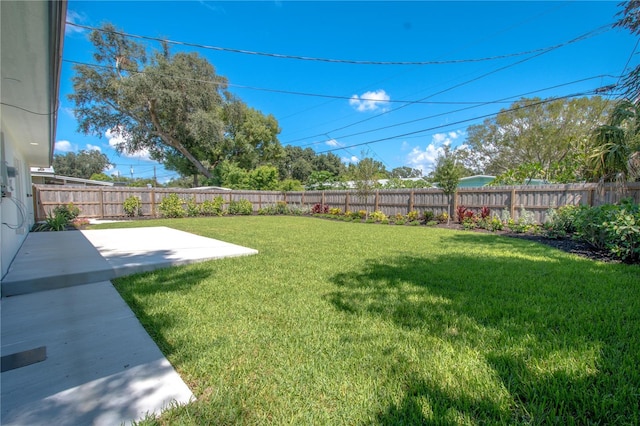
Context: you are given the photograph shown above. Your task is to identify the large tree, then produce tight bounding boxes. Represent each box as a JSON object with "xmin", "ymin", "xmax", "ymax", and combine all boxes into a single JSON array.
[
  {"xmin": 615, "ymin": 1, "xmax": 640, "ymax": 100},
  {"xmin": 587, "ymin": 99, "xmax": 640, "ymax": 182},
  {"xmin": 69, "ymin": 23, "xmax": 281, "ymax": 182},
  {"xmin": 52, "ymin": 150, "xmax": 112, "ymax": 179},
  {"xmin": 461, "ymin": 97, "xmax": 612, "ymax": 182}
]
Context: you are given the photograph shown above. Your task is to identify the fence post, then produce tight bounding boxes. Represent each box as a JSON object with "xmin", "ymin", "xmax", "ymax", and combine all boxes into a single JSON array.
[
  {"xmin": 99, "ymin": 188, "xmax": 105, "ymax": 219},
  {"xmin": 453, "ymin": 190, "xmax": 458, "ymax": 220},
  {"xmin": 409, "ymin": 190, "xmax": 414, "ymax": 213},
  {"xmin": 345, "ymin": 192, "xmax": 350, "ymax": 212},
  {"xmin": 150, "ymin": 189, "xmax": 156, "ymax": 218},
  {"xmin": 375, "ymin": 190, "xmax": 379, "ymax": 211},
  {"xmin": 322, "ymin": 191, "xmax": 325, "ymax": 206},
  {"xmin": 510, "ymin": 188, "xmax": 517, "ymax": 219}
]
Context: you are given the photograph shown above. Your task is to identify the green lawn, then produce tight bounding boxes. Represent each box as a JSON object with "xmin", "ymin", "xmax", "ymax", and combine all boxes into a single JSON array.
[{"xmin": 94, "ymin": 216, "xmax": 640, "ymax": 425}]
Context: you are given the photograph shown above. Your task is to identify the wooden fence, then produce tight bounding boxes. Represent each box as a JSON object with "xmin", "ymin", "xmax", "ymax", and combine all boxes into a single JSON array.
[{"xmin": 32, "ymin": 182, "xmax": 640, "ymax": 224}]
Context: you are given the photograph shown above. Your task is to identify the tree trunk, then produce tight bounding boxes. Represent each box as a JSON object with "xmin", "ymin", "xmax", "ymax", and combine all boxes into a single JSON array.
[{"xmin": 148, "ymin": 99, "xmax": 213, "ymax": 179}]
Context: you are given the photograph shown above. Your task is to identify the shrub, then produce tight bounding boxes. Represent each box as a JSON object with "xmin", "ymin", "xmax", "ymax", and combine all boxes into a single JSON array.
[
  {"xmin": 462, "ymin": 217, "xmax": 477, "ymax": 230},
  {"xmin": 426, "ymin": 220, "xmax": 438, "ymax": 226},
  {"xmin": 602, "ymin": 205, "xmax": 640, "ymax": 261},
  {"xmin": 406, "ymin": 210, "xmax": 420, "ymax": 221},
  {"xmin": 381, "ymin": 218, "xmax": 390, "ymax": 225},
  {"xmin": 185, "ymin": 198, "xmax": 199, "ymax": 217},
  {"xmin": 436, "ymin": 212, "xmax": 449, "ymax": 223},
  {"xmin": 123, "ymin": 196, "xmax": 142, "ymax": 217},
  {"xmin": 329, "ymin": 207, "xmax": 342, "ymax": 216},
  {"xmin": 480, "ymin": 206, "xmax": 490, "ymax": 219},
  {"xmin": 200, "ymin": 196, "xmax": 225, "ymax": 216},
  {"xmin": 422, "ymin": 211, "xmax": 435, "ymax": 222},
  {"xmin": 358, "ymin": 210, "xmax": 367, "ymax": 219},
  {"xmin": 370, "ymin": 210, "xmax": 387, "ymax": 222},
  {"xmin": 53, "ymin": 202, "xmax": 80, "ymax": 222},
  {"xmin": 394, "ymin": 213, "xmax": 405, "ymax": 222},
  {"xmin": 275, "ymin": 201, "xmax": 289, "ymax": 215},
  {"xmin": 365, "ymin": 218, "xmax": 376, "ymax": 224},
  {"xmin": 228, "ymin": 199, "xmax": 253, "ymax": 215},
  {"xmin": 456, "ymin": 205, "xmax": 468, "ymax": 222},
  {"xmin": 486, "ymin": 216, "xmax": 504, "ymax": 232},
  {"xmin": 158, "ymin": 194, "xmax": 186, "ymax": 218},
  {"xmin": 409, "ymin": 220, "xmax": 421, "ymax": 226},
  {"xmin": 395, "ymin": 218, "xmax": 406, "ymax": 225},
  {"xmin": 311, "ymin": 203, "xmax": 329, "ymax": 214}
]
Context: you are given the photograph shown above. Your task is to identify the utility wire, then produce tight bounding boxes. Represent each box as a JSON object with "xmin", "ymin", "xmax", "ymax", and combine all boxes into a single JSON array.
[
  {"xmin": 317, "ymin": 90, "xmax": 618, "ymax": 154},
  {"xmin": 283, "ymin": 25, "xmax": 613, "ymax": 145},
  {"xmin": 62, "ymin": 59, "xmax": 518, "ymax": 106},
  {"xmin": 65, "ymin": 21, "xmax": 612, "ymax": 66},
  {"xmin": 296, "ymin": 75, "xmax": 620, "ymax": 148}
]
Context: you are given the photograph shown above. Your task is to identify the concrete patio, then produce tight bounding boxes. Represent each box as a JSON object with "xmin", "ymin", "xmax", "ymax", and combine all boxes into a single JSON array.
[{"xmin": 1, "ymin": 226, "xmax": 258, "ymax": 425}]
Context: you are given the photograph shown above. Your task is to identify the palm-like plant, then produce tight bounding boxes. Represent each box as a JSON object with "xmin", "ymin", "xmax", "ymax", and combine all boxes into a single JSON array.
[{"xmin": 587, "ymin": 99, "xmax": 640, "ymax": 182}]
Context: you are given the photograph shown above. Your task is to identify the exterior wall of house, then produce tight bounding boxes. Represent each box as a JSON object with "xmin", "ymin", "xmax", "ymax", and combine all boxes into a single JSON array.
[{"xmin": 1, "ymin": 132, "xmax": 35, "ymax": 278}]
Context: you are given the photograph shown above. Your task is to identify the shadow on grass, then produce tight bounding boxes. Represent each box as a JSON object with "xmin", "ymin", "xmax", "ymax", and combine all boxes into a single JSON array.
[
  {"xmin": 327, "ymin": 234, "xmax": 640, "ymax": 424},
  {"xmin": 113, "ymin": 266, "xmax": 213, "ymax": 359}
]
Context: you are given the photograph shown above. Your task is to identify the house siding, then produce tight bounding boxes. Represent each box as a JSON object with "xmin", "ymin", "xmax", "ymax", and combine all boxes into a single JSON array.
[{"xmin": 1, "ymin": 133, "xmax": 34, "ymax": 278}]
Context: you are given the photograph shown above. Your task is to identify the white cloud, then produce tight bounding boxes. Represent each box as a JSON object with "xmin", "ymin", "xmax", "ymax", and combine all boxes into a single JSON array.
[
  {"xmin": 326, "ymin": 138, "xmax": 340, "ymax": 147},
  {"xmin": 342, "ymin": 155, "xmax": 359, "ymax": 164},
  {"xmin": 349, "ymin": 89, "xmax": 390, "ymax": 112},
  {"xmin": 65, "ymin": 11, "xmax": 86, "ymax": 35},
  {"xmin": 86, "ymin": 144, "xmax": 101, "ymax": 152},
  {"xmin": 105, "ymin": 128, "xmax": 153, "ymax": 161},
  {"xmin": 405, "ymin": 130, "xmax": 466, "ymax": 173},
  {"xmin": 55, "ymin": 140, "xmax": 76, "ymax": 152}
]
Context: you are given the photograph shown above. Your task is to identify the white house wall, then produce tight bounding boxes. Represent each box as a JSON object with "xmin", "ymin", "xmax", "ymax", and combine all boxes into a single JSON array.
[{"xmin": 1, "ymin": 132, "xmax": 34, "ymax": 278}]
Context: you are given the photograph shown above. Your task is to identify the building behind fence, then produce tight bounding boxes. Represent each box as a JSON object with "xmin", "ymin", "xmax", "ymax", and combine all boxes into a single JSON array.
[{"xmin": 32, "ymin": 183, "xmax": 640, "ymax": 224}]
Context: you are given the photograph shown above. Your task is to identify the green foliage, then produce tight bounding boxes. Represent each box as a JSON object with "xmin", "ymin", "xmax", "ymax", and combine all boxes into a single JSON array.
[
  {"xmin": 394, "ymin": 218, "xmax": 406, "ymax": 225},
  {"xmin": 248, "ymin": 165, "xmax": 280, "ymax": 190},
  {"xmin": 436, "ymin": 212, "xmax": 449, "ymax": 223},
  {"xmin": 122, "ymin": 196, "xmax": 143, "ymax": 217},
  {"xmin": 406, "ymin": 210, "xmax": 420, "ymax": 221},
  {"xmin": 199, "ymin": 196, "xmax": 225, "ymax": 216},
  {"xmin": 158, "ymin": 194, "xmax": 186, "ymax": 218},
  {"xmin": 53, "ymin": 203, "xmax": 81, "ymax": 222},
  {"xmin": 306, "ymin": 171, "xmax": 337, "ymax": 190},
  {"xmin": 370, "ymin": 210, "xmax": 387, "ymax": 222},
  {"xmin": 462, "ymin": 97, "xmax": 612, "ymax": 181},
  {"xmin": 422, "ymin": 211, "xmax": 435, "ymax": 222},
  {"xmin": 329, "ymin": 207, "xmax": 342, "ymax": 216},
  {"xmin": 185, "ymin": 198, "xmax": 200, "ymax": 217},
  {"xmin": 278, "ymin": 178, "xmax": 304, "ymax": 191},
  {"xmin": 52, "ymin": 150, "xmax": 113, "ymax": 179},
  {"xmin": 227, "ymin": 199, "xmax": 253, "ymax": 215},
  {"xmin": 44, "ymin": 211, "xmax": 70, "ymax": 231}
]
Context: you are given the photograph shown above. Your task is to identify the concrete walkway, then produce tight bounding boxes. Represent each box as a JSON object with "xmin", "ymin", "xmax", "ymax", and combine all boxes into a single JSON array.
[{"xmin": 1, "ymin": 226, "xmax": 258, "ymax": 425}]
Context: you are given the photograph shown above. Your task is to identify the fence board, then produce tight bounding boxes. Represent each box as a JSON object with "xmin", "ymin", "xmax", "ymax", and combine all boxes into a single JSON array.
[{"xmin": 32, "ymin": 182, "xmax": 640, "ymax": 224}]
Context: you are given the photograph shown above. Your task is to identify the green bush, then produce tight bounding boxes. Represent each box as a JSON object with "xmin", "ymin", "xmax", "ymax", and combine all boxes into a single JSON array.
[
  {"xmin": 200, "ymin": 196, "xmax": 225, "ymax": 216},
  {"xmin": 53, "ymin": 202, "xmax": 80, "ymax": 222},
  {"xmin": 370, "ymin": 210, "xmax": 387, "ymax": 222},
  {"xmin": 406, "ymin": 210, "xmax": 420, "ymax": 221},
  {"xmin": 422, "ymin": 211, "xmax": 435, "ymax": 222},
  {"xmin": 544, "ymin": 205, "xmax": 580, "ymax": 238},
  {"xmin": 228, "ymin": 199, "xmax": 253, "ymax": 215},
  {"xmin": 158, "ymin": 194, "xmax": 186, "ymax": 218},
  {"xmin": 185, "ymin": 198, "xmax": 199, "ymax": 217},
  {"xmin": 122, "ymin": 196, "xmax": 142, "ymax": 217},
  {"xmin": 602, "ymin": 204, "xmax": 640, "ymax": 261}
]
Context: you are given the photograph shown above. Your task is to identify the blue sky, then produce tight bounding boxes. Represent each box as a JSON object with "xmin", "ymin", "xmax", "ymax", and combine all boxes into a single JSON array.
[{"xmin": 57, "ymin": 1, "xmax": 639, "ymax": 182}]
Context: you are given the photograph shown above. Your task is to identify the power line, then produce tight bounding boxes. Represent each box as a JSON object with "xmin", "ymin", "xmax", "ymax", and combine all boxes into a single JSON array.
[
  {"xmin": 316, "ymin": 90, "xmax": 617, "ymax": 154},
  {"xmin": 292, "ymin": 75, "xmax": 621, "ymax": 148},
  {"xmin": 282, "ymin": 24, "xmax": 613, "ymax": 146},
  {"xmin": 61, "ymin": 59, "xmax": 517, "ymax": 106},
  {"xmin": 65, "ymin": 21, "xmax": 612, "ymax": 66}
]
